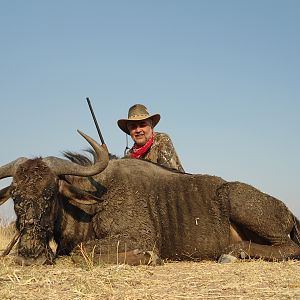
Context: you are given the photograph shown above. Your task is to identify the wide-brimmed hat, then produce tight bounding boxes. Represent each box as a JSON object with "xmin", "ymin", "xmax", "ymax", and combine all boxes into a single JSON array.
[{"xmin": 117, "ymin": 104, "xmax": 161, "ymax": 135}]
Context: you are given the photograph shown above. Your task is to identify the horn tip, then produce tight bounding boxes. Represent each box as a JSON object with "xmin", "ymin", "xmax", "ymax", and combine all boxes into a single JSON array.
[{"xmin": 77, "ymin": 129, "xmax": 85, "ymax": 137}]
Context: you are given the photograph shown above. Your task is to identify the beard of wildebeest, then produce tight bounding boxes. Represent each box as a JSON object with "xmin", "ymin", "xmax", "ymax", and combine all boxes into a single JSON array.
[{"xmin": 11, "ymin": 159, "xmax": 58, "ymax": 265}]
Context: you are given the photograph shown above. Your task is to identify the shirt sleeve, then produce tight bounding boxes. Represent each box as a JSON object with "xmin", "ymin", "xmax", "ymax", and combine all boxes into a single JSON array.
[{"xmin": 154, "ymin": 133, "xmax": 185, "ymax": 172}]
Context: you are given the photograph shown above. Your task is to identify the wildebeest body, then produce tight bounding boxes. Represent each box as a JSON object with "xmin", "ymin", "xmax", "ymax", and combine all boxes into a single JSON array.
[
  {"xmin": 59, "ymin": 158, "xmax": 299, "ymax": 262},
  {"xmin": 78, "ymin": 158, "xmax": 230, "ymax": 261},
  {"xmin": 1, "ymin": 132, "xmax": 300, "ymax": 265}
]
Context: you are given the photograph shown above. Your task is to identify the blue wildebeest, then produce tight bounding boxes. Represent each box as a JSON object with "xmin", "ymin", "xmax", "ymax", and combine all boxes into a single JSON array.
[{"xmin": 0, "ymin": 130, "xmax": 300, "ymax": 265}]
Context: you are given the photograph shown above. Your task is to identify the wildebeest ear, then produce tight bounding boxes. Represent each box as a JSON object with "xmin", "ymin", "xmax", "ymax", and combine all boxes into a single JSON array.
[
  {"xmin": 59, "ymin": 181, "xmax": 102, "ymax": 205},
  {"xmin": 0, "ymin": 186, "xmax": 11, "ymax": 205}
]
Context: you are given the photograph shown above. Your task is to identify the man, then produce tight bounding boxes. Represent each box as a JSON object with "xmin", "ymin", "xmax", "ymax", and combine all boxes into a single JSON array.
[{"xmin": 117, "ymin": 104, "xmax": 184, "ymax": 172}]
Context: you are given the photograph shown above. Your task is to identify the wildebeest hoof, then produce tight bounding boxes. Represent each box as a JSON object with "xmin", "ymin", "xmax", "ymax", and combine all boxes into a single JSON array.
[
  {"xmin": 143, "ymin": 251, "xmax": 164, "ymax": 266},
  {"xmin": 218, "ymin": 254, "xmax": 238, "ymax": 264},
  {"xmin": 240, "ymin": 251, "xmax": 247, "ymax": 259}
]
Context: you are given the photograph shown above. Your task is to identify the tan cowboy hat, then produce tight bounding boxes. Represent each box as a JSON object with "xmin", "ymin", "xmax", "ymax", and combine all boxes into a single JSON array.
[{"xmin": 117, "ymin": 104, "xmax": 161, "ymax": 135}]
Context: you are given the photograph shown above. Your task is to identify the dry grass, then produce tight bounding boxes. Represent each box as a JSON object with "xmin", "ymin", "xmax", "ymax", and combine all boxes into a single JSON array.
[
  {"xmin": 1, "ymin": 225, "xmax": 300, "ymax": 300},
  {"xmin": 0, "ymin": 221, "xmax": 16, "ymax": 242}
]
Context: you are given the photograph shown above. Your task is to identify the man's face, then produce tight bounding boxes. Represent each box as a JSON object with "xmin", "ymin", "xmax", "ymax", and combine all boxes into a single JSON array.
[{"xmin": 127, "ymin": 119, "xmax": 153, "ymax": 146}]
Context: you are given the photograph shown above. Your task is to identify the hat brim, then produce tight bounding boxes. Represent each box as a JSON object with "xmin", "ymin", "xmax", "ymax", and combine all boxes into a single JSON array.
[{"xmin": 117, "ymin": 114, "xmax": 160, "ymax": 135}]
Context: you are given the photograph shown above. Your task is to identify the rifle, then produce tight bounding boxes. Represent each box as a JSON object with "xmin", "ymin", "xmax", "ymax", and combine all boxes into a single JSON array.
[{"xmin": 86, "ymin": 97, "xmax": 105, "ymax": 145}]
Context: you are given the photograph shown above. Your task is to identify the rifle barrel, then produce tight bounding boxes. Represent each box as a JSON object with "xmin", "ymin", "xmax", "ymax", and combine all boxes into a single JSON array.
[{"xmin": 86, "ymin": 97, "xmax": 105, "ymax": 145}]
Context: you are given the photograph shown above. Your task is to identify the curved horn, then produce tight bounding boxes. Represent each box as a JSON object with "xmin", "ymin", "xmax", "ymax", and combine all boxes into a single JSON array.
[
  {"xmin": 42, "ymin": 130, "xmax": 109, "ymax": 176},
  {"xmin": 0, "ymin": 157, "xmax": 28, "ymax": 180},
  {"xmin": 0, "ymin": 186, "xmax": 12, "ymax": 205}
]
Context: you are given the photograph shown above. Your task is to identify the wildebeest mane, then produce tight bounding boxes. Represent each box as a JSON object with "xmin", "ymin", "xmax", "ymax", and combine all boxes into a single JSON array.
[
  {"xmin": 63, "ymin": 148, "xmax": 118, "ymax": 166},
  {"xmin": 63, "ymin": 148, "xmax": 185, "ymax": 174}
]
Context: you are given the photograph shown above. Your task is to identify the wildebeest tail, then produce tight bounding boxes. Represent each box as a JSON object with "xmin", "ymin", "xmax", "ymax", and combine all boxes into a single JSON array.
[{"xmin": 290, "ymin": 216, "xmax": 300, "ymax": 247}]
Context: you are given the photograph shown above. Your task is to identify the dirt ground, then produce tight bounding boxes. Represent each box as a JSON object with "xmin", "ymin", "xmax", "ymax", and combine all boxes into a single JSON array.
[{"xmin": 1, "ymin": 223, "xmax": 300, "ymax": 300}]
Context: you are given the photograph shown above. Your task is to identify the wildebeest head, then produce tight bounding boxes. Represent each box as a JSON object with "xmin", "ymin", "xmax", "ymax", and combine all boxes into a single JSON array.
[{"xmin": 0, "ymin": 130, "xmax": 109, "ymax": 265}]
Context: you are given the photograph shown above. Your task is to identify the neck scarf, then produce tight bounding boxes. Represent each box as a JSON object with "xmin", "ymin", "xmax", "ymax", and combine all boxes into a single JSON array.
[{"xmin": 131, "ymin": 133, "xmax": 155, "ymax": 159}]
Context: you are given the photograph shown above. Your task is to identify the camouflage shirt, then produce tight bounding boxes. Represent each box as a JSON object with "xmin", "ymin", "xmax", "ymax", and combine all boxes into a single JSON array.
[{"xmin": 126, "ymin": 132, "xmax": 185, "ymax": 172}]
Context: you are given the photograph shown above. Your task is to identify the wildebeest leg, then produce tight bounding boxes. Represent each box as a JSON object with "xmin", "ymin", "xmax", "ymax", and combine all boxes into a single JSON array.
[
  {"xmin": 224, "ymin": 240, "xmax": 300, "ymax": 261},
  {"xmin": 71, "ymin": 240, "xmax": 163, "ymax": 266},
  {"xmin": 220, "ymin": 182, "xmax": 300, "ymax": 260}
]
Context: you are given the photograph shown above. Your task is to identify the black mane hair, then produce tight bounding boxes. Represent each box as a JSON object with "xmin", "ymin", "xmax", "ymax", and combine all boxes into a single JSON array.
[
  {"xmin": 63, "ymin": 148, "xmax": 118, "ymax": 166},
  {"xmin": 63, "ymin": 148, "xmax": 185, "ymax": 174}
]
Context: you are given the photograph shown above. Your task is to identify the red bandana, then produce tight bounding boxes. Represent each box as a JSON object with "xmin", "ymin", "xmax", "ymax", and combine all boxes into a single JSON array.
[{"xmin": 131, "ymin": 133, "xmax": 155, "ymax": 159}]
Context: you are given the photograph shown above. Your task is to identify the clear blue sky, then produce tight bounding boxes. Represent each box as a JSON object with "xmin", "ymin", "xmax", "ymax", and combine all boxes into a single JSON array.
[{"xmin": 1, "ymin": 0, "xmax": 299, "ymax": 222}]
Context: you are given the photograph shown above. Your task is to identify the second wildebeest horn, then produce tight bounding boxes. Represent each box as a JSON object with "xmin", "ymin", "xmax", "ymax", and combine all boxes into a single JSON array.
[
  {"xmin": 42, "ymin": 130, "xmax": 109, "ymax": 176},
  {"xmin": 0, "ymin": 157, "xmax": 28, "ymax": 180},
  {"xmin": 1, "ymin": 232, "xmax": 20, "ymax": 257}
]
